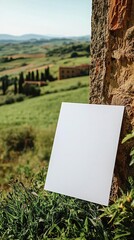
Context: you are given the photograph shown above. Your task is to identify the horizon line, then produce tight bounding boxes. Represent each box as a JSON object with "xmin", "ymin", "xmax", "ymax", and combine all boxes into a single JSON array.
[{"xmin": 0, "ymin": 33, "xmax": 90, "ymax": 37}]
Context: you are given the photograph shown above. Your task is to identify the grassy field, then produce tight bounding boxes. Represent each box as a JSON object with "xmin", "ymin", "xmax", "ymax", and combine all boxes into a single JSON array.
[
  {"xmin": 0, "ymin": 41, "xmax": 133, "ymax": 240},
  {"xmin": 0, "ymin": 40, "xmax": 90, "ymax": 190},
  {"xmin": 0, "ymin": 76, "xmax": 89, "ymax": 130},
  {"xmin": 0, "ymin": 81, "xmax": 133, "ymax": 239},
  {"xmin": 0, "ymin": 75, "xmax": 89, "ymax": 190},
  {"xmin": 0, "ymin": 40, "xmax": 90, "ymax": 78}
]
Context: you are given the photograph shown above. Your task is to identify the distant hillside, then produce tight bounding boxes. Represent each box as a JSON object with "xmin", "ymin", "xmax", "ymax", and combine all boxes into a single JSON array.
[
  {"xmin": 0, "ymin": 34, "xmax": 50, "ymax": 42},
  {"xmin": 0, "ymin": 34, "xmax": 90, "ymax": 43},
  {"xmin": 71, "ymin": 35, "xmax": 90, "ymax": 41}
]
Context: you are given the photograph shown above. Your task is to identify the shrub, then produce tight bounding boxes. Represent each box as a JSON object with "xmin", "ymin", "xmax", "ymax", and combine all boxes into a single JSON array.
[
  {"xmin": 48, "ymin": 74, "xmax": 57, "ymax": 82},
  {"xmin": 15, "ymin": 94, "xmax": 25, "ymax": 102},
  {"xmin": 70, "ymin": 52, "xmax": 79, "ymax": 58},
  {"xmin": 45, "ymin": 89, "xmax": 58, "ymax": 95},
  {"xmin": 2, "ymin": 126, "xmax": 35, "ymax": 161},
  {"xmin": 68, "ymin": 85, "xmax": 78, "ymax": 91},
  {"xmin": 0, "ymin": 101, "xmax": 5, "ymax": 106},
  {"xmin": 101, "ymin": 182, "xmax": 134, "ymax": 240},
  {"xmin": 21, "ymin": 63, "xmax": 27, "ymax": 66},
  {"xmin": 5, "ymin": 96, "xmax": 15, "ymax": 104},
  {"xmin": 7, "ymin": 127, "xmax": 35, "ymax": 151},
  {"xmin": 23, "ymin": 84, "xmax": 41, "ymax": 97},
  {"xmin": 0, "ymin": 94, "xmax": 25, "ymax": 107}
]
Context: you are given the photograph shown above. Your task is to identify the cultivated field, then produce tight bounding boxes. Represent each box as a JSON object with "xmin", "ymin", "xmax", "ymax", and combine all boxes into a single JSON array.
[{"xmin": 0, "ymin": 40, "xmax": 90, "ymax": 78}]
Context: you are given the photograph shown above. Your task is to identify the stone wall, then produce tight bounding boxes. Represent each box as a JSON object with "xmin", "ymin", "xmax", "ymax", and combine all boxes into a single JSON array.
[{"xmin": 90, "ymin": 0, "xmax": 134, "ymax": 196}]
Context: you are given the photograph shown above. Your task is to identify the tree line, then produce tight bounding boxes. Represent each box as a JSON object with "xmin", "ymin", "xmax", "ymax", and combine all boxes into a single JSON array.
[{"xmin": 0, "ymin": 67, "xmax": 56, "ymax": 96}]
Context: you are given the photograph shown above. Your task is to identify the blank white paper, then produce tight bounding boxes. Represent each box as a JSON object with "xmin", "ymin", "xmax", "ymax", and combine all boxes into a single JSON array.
[{"xmin": 44, "ymin": 103, "xmax": 124, "ymax": 206}]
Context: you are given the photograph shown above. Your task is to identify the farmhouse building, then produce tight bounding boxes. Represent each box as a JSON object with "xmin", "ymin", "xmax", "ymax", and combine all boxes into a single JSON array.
[
  {"xmin": 24, "ymin": 81, "xmax": 47, "ymax": 87},
  {"xmin": 59, "ymin": 64, "xmax": 90, "ymax": 80}
]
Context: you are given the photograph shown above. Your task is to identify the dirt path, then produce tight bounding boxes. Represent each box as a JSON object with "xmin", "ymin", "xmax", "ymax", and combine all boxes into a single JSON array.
[{"xmin": 0, "ymin": 64, "xmax": 53, "ymax": 77}]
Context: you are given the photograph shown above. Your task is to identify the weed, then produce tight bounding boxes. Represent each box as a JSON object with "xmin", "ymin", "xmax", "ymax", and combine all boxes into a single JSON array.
[
  {"xmin": 1, "ymin": 126, "xmax": 35, "ymax": 162},
  {"xmin": 5, "ymin": 96, "xmax": 15, "ymax": 104},
  {"xmin": 15, "ymin": 94, "xmax": 25, "ymax": 102},
  {"xmin": 0, "ymin": 126, "xmax": 54, "ymax": 188},
  {"xmin": 122, "ymin": 130, "xmax": 134, "ymax": 166},
  {"xmin": 0, "ymin": 182, "xmax": 105, "ymax": 240},
  {"xmin": 101, "ymin": 185, "xmax": 134, "ymax": 240},
  {"xmin": 1, "ymin": 180, "xmax": 133, "ymax": 239}
]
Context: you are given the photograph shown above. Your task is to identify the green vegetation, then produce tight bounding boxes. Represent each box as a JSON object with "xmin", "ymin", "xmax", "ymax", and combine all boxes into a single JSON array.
[
  {"xmin": 0, "ymin": 39, "xmax": 133, "ymax": 239},
  {"xmin": 0, "ymin": 182, "xmax": 107, "ymax": 239},
  {"xmin": 0, "ymin": 40, "xmax": 90, "ymax": 105},
  {"xmin": 0, "ymin": 126, "xmax": 54, "ymax": 189},
  {"xmin": 122, "ymin": 131, "xmax": 134, "ymax": 166},
  {"xmin": 47, "ymin": 42, "xmax": 90, "ymax": 58},
  {"xmin": 0, "ymin": 76, "xmax": 133, "ymax": 239},
  {"xmin": 0, "ymin": 76, "xmax": 89, "ymax": 189},
  {"xmin": 0, "ymin": 41, "xmax": 90, "ymax": 78},
  {"xmin": 0, "ymin": 76, "xmax": 89, "ymax": 129},
  {"xmin": 0, "ymin": 172, "xmax": 134, "ymax": 239}
]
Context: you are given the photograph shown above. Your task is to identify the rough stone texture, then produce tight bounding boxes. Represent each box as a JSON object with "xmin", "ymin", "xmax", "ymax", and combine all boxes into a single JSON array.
[{"xmin": 90, "ymin": 0, "xmax": 134, "ymax": 197}]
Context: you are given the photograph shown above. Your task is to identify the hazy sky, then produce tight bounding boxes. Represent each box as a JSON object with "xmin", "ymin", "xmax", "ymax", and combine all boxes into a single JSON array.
[{"xmin": 0, "ymin": 0, "xmax": 91, "ymax": 36}]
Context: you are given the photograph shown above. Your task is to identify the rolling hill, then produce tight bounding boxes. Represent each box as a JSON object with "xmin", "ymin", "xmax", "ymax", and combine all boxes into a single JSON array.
[{"xmin": 0, "ymin": 34, "xmax": 90, "ymax": 42}]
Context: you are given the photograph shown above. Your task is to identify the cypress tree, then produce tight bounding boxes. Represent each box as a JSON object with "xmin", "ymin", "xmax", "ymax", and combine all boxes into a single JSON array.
[
  {"xmin": 2, "ymin": 77, "xmax": 6, "ymax": 95},
  {"xmin": 29, "ymin": 72, "xmax": 32, "ymax": 81},
  {"xmin": 41, "ymin": 72, "xmax": 44, "ymax": 81},
  {"xmin": 14, "ymin": 78, "xmax": 18, "ymax": 95},
  {"xmin": 45, "ymin": 67, "xmax": 50, "ymax": 80},
  {"xmin": 36, "ymin": 69, "xmax": 39, "ymax": 81},
  {"xmin": 25, "ymin": 73, "xmax": 28, "ymax": 81},
  {"xmin": 27, "ymin": 71, "xmax": 31, "ymax": 81},
  {"xmin": 2, "ymin": 75, "xmax": 8, "ymax": 95},
  {"xmin": 32, "ymin": 71, "xmax": 35, "ymax": 81},
  {"xmin": 19, "ymin": 72, "xmax": 24, "ymax": 93}
]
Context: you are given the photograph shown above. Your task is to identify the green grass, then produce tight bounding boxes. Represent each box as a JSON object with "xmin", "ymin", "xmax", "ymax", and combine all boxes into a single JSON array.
[
  {"xmin": 0, "ymin": 75, "xmax": 89, "ymax": 190},
  {"xmin": 0, "ymin": 76, "xmax": 89, "ymax": 130},
  {"xmin": 0, "ymin": 56, "xmax": 47, "ymax": 78},
  {"xmin": 42, "ymin": 75, "xmax": 89, "ymax": 93},
  {"xmin": 0, "ymin": 175, "xmax": 134, "ymax": 240},
  {"xmin": 0, "ymin": 182, "xmax": 104, "ymax": 240},
  {"xmin": 0, "ymin": 42, "xmax": 46, "ymax": 57}
]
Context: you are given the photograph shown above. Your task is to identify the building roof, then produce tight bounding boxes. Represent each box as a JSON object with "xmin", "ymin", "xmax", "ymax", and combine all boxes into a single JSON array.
[{"xmin": 59, "ymin": 64, "xmax": 90, "ymax": 70}]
